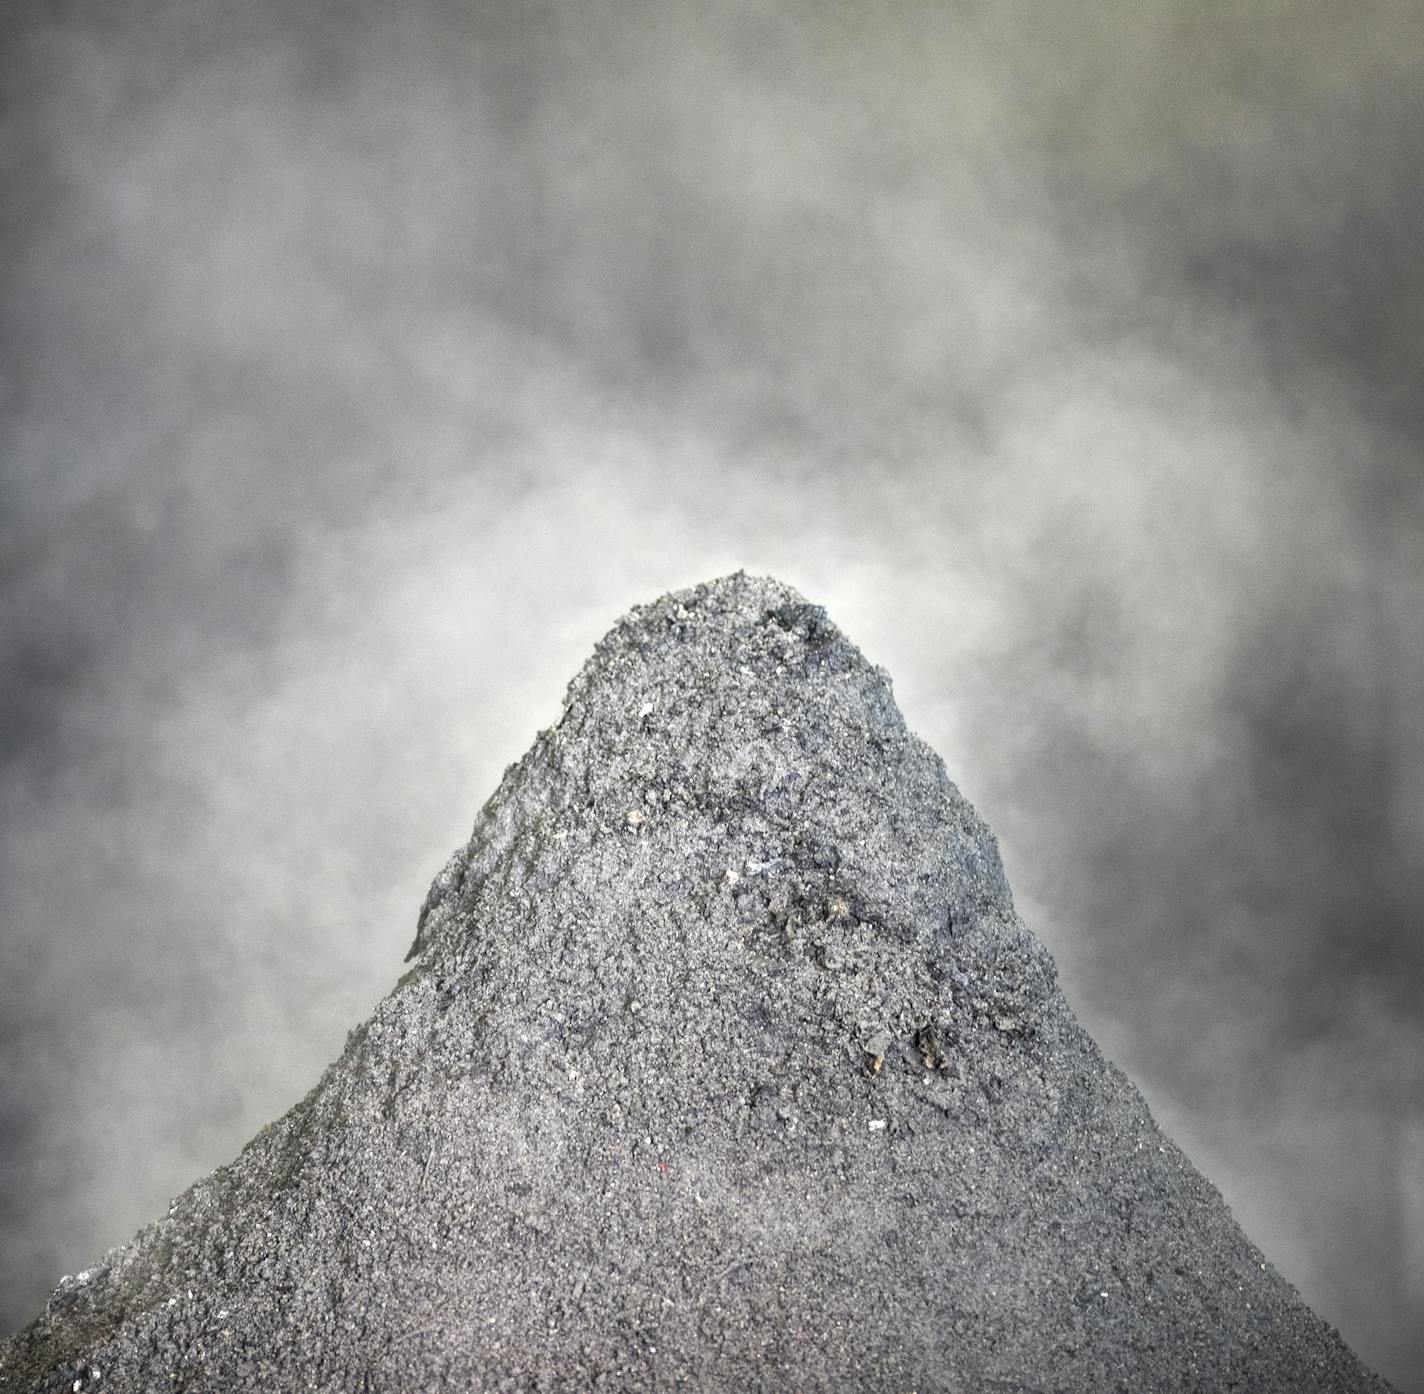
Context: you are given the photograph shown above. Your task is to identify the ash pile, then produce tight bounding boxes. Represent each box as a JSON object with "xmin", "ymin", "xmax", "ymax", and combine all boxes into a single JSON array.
[{"xmin": 0, "ymin": 574, "xmax": 1393, "ymax": 1393}]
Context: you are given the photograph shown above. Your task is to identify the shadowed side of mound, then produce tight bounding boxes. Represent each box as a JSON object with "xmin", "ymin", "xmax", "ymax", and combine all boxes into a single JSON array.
[{"xmin": 0, "ymin": 574, "xmax": 1396, "ymax": 1393}]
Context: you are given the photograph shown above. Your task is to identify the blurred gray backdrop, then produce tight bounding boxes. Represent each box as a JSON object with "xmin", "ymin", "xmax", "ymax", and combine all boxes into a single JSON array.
[{"xmin": 2, "ymin": 1, "xmax": 1421, "ymax": 1387}]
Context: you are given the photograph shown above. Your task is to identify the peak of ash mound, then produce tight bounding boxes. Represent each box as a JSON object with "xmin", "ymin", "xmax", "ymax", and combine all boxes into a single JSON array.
[{"xmin": 1, "ymin": 574, "xmax": 1394, "ymax": 1392}]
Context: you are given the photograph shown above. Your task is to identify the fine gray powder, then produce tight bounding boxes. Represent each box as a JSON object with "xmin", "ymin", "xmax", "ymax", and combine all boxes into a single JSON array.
[{"xmin": 0, "ymin": 574, "xmax": 1394, "ymax": 1392}]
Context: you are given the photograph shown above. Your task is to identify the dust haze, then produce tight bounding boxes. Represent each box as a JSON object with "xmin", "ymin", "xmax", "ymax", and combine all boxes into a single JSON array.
[{"xmin": 2, "ymin": 2, "xmax": 1421, "ymax": 1386}]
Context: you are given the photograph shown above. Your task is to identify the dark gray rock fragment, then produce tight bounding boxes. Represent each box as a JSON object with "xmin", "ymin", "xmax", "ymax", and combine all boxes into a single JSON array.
[{"xmin": 0, "ymin": 573, "xmax": 1395, "ymax": 1392}]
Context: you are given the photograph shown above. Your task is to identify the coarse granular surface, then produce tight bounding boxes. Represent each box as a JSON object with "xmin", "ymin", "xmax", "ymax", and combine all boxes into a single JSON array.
[{"xmin": 0, "ymin": 573, "xmax": 1396, "ymax": 1393}]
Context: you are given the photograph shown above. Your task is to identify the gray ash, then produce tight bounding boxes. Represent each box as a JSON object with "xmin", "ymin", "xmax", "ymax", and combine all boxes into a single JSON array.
[{"xmin": 0, "ymin": 575, "xmax": 1394, "ymax": 1392}]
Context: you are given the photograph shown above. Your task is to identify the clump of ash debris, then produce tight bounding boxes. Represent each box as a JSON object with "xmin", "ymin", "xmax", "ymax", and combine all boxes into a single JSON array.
[{"xmin": 0, "ymin": 574, "xmax": 1395, "ymax": 1393}]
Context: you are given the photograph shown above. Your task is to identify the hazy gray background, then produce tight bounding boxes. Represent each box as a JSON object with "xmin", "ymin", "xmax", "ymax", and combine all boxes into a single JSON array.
[{"xmin": 2, "ymin": 1, "xmax": 1421, "ymax": 1386}]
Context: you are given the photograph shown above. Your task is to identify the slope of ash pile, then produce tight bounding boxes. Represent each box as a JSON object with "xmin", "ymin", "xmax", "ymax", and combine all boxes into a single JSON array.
[{"xmin": 0, "ymin": 574, "xmax": 1394, "ymax": 1392}]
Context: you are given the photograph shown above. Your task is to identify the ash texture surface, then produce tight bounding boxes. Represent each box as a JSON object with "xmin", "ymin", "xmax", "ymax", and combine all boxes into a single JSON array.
[{"xmin": 0, "ymin": 575, "xmax": 1393, "ymax": 1392}]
